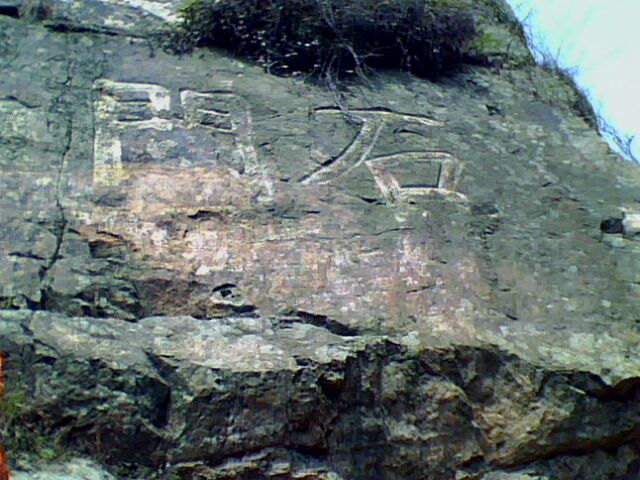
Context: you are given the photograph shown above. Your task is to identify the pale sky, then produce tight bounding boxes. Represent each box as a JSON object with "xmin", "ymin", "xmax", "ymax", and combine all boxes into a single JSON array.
[{"xmin": 505, "ymin": 0, "xmax": 640, "ymax": 162}]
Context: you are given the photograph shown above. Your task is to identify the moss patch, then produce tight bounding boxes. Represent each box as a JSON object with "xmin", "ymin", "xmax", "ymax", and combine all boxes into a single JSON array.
[{"xmin": 1, "ymin": 385, "xmax": 69, "ymax": 466}]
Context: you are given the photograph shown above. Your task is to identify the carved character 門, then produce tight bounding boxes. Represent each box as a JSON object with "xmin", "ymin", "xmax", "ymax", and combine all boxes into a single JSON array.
[{"xmin": 92, "ymin": 79, "xmax": 261, "ymax": 188}]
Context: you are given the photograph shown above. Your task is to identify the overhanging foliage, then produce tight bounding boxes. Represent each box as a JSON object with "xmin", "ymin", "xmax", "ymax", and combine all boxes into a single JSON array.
[{"xmin": 171, "ymin": 0, "xmax": 478, "ymax": 81}]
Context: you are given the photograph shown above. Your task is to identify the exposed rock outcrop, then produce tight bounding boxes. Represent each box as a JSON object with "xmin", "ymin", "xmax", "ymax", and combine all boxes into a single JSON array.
[{"xmin": 1, "ymin": 1, "xmax": 639, "ymax": 479}]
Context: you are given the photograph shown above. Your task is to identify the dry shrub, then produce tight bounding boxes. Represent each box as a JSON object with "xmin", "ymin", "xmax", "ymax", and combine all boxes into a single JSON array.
[{"xmin": 171, "ymin": 0, "xmax": 477, "ymax": 81}]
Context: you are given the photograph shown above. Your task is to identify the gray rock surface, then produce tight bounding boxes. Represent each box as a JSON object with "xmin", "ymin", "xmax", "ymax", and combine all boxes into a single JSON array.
[
  {"xmin": 1, "ymin": 1, "xmax": 639, "ymax": 479},
  {"xmin": 13, "ymin": 458, "xmax": 117, "ymax": 480}
]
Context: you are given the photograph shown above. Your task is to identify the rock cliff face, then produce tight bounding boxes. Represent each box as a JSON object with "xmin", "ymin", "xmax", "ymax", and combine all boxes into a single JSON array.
[{"xmin": 1, "ymin": 0, "xmax": 640, "ymax": 479}]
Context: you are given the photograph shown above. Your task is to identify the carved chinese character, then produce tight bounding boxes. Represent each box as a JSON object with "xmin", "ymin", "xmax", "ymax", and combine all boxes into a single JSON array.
[
  {"xmin": 301, "ymin": 107, "xmax": 465, "ymax": 202},
  {"xmin": 93, "ymin": 80, "xmax": 173, "ymax": 186},
  {"xmin": 92, "ymin": 80, "xmax": 266, "ymax": 192},
  {"xmin": 180, "ymin": 90, "xmax": 238, "ymax": 133}
]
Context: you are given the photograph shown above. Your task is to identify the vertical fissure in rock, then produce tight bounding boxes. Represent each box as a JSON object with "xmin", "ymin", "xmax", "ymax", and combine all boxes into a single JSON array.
[{"xmin": 38, "ymin": 58, "xmax": 74, "ymax": 308}]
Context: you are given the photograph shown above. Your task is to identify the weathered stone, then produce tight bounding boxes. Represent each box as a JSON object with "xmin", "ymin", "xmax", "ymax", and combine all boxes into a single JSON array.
[
  {"xmin": 623, "ymin": 211, "xmax": 640, "ymax": 238},
  {"xmin": 1, "ymin": 0, "xmax": 640, "ymax": 479},
  {"xmin": 12, "ymin": 458, "xmax": 117, "ymax": 480}
]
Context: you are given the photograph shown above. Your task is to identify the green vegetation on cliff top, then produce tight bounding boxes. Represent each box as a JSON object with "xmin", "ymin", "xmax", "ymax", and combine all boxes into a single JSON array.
[{"xmin": 169, "ymin": 0, "xmax": 481, "ymax": 80}]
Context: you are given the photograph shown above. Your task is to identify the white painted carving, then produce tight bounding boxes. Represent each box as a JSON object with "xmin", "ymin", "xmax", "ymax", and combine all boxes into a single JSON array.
[
  {"xmin": 93, "ymin": 83, "xmax": 460, "ymax": 204},
  {"xmin": 365, "ymin": 151, "xmax": 465, "ymax": 202},
  {"xmin": 302, "ymin": 107, "xmax": 465, "ymax": 202},
  {"xmin": 180, "ymin": 90, "xmax": 236, "ymax": 133},
  {"xmin": 93, "ymin": 80, "xmax": 173, "ymax": 186},
  {"xmin": 93, "ymin": 80, "xmax": 271, "ymax": 196},
  {"xmin": 179, "ymin": 89, "xmax": 273, "ymax": 198}
]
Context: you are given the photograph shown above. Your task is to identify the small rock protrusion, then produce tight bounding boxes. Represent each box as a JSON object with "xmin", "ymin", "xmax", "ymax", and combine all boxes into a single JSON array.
[{"xmin": 207, "ymin": 283, "xmax": 257, "ymax": 317}]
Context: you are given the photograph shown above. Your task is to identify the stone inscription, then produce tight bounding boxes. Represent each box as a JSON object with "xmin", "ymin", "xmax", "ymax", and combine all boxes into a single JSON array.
[
  {"xmin": 92, "ymin": 81, "xmax": 462, "ymax": 202},
  {"xmin": 301, "ymin": 107, "xmax": 465, "ymax": 202},
  {"xmin": 92, "ymin": 79, "xmax": 261, "ymax": 188}
]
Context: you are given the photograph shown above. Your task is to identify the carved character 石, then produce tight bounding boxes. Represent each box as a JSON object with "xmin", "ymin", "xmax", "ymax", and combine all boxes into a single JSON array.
[{"xmin": 301, "ymin": 107, "xmax": 465, "ymax": 202}]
